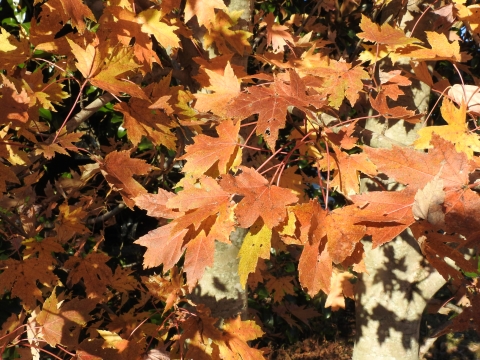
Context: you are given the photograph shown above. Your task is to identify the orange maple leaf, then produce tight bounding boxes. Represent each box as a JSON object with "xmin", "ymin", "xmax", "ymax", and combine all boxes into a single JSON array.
[
  {"xmin": 364, "ymin": 135, "xmax": 470, "ymax": 191},
  {"xmin": 180, "ymin": 119, "xmax": 242, "ymax": 176},
  {"xmin": 194, "ymin": 62, "xmax": 241, "ymax": 117},
  {"xmin": 114, "ymin": 79, "xmax": 178, "ymax": 149},
  {"xmin": 351, "ymin": 188, "xmax": 416, "ymax": 248},
  {"xmin": 261, "ymin": 13, "xmax": 294, "ymax": 53},
  {"xmin": 228, "ymin": 70, "xmax": 323, "ymax": 149},
  {"xmin": 220, "ymin": 166, "xmax": 298, "ymax": 228},
  {"xmin": 134, "ymin": 222, "xmax": 188, "ymax": 270}
]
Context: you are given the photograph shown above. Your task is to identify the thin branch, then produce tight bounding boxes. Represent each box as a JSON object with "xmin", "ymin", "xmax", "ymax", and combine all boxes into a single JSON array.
[
  {"xmin": 0, "ymin": 213, "xmax": 28, "ymax": 238},
  {"xmin": 87, "ymin": 203, "xmax": 126, "ymax": 225}
]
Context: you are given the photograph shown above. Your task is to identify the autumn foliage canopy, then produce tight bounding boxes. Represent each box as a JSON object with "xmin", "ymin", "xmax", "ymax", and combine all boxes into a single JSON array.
[{"xmin": 1, "ymin": 0, "xmax": 480, "ymax": 358}]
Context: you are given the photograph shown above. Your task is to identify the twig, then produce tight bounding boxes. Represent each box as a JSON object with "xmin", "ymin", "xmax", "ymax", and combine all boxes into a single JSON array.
[
  {"xmin": 87, "ymin": 203, "xmax": 126, "ymax": 225},
  {"xmin": 0, "ymin": 213, "xmax": 28, "ymax": 238}
]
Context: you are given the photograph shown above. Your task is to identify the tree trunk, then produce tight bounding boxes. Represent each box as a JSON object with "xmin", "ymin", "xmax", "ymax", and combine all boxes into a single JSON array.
[
  {"xmin": 353, "ymin": 2, "xmax": 448, "ymax": 358},
  {"xmin": 353, "ymin": 232, "xmax": 446, "ymax": 360}
]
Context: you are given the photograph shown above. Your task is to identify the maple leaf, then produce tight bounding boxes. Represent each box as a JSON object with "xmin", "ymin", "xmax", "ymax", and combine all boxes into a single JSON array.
[
  {"xmin": 0, "ymin": 258, "xmax": 59, "ymax": 310},
  {"xmin": 0, "ymin": 74, "xmax": 30, "ymax": 125},
  {"xmin": 228, "ymin": 70, "xmax": 323, "ymax": 149},
  {"xmin": 136, "ymin": 9, "xmax": 180, "ymax": 49},
  {"xmin": 100, "ymin": 6, "xmax": 161, "ymax": 71},
  {"xmin": 369, "ymin": 93, "xmax": 415, "ymax": 119},
  {"xmin": 64, "ymin": 253, "xmax": 113, "ymax": 299},
  {"xmin": 194, "ymin": 62, "xmax": 241, "ymax": 117},
  {"xmin": 238, "ymin": 219, "xmax": 272, "ymax": 287},
  {"xmin": 114, "ymin": 82, "xmax": 178, "ymax": 149},
  {"xmin": 0, "ymin": 313, "xmax": 25, "ymax": 349},
  {"xmin": 261, "ymin": 13, "xmax": 294, "ymax": 52},
  {"xmin": 99, "ymin": 151, "xmax": 152, "ymax": 208},
  {"xmin": 37, "ymin": 290, "xmax": 95, "ymax": 347},
  {"xmin": 0, "ymin": 163, "xmax": 20, "ymax": 193},
  {"xmin": 54, "ymin": 203, "xmax": 90, "ymax": 243},
  {"xmin": 183, "ymin": 232, "xmax": 216, "ymax": 290},
  {"xmin": 218, "ymin": 316, "xmax": 265, "ymax": 360},
  {"xmin": 411, "ymin": 222, "xmax": 477, "ymax": 283},
  {"xmin": 0, "ymin": 27, "xmax": 31, "ymax": 73},
  {"xmin": 180, "ymin": 119, "xmax": 242, "ymax": 176},
  {"xmin": 220, "ymin": 166, "xmax": 298, "ymax": 228},
  {"xmin": 414, "ymin": 98, "xmax": 480, "ymax": 158},
  {"xmin": 202, "ymin": 10, "xmax": 252, "ymax": 55},
  {"xmin": 265, "ymin": 274, "xmax": 296, "ymax": 303},
  {"xmin": 52, "ymin": 0, "xmax": 94, "ymax": 34},
  {"xmin": 412, "ymin": 176, "xmax": 445, "ymax": 226},
  {"xmin": 365, "ymin": 134, "xmax": 470, "ymax": 191},
  {"xmin": 399, "ymin": 32, "xmax": 469, "ymax": 63},
  {"xmin": 307, "ymin": 59, "xmax": 369, "ymax": 108},
  {"xmin": 134, "ymin": 189, "xmax": 182, "ymax": 219},
  {"xmin": 143, "ymin": 267, "xmax": 187, "ymax": 313},
  {"xmin": 444, "ymin": 187, "xmax": 480, "ymax": 237},
  {"xmin": 358, "ymin": 15, "xmax": 420, "ymax": 47},
  {"xmin": 135, "ymin": 222, "xmax": 188, "ymax": 270},
  {"xmin": 298, "ymin": 235, "xmax": 332, "ymax": 296},
  {"xmin": 68, "ymin": 38, "xmax": 147, "ymax": 100},
  {"xmin": 351, "ymin": 188, "xmax": 416, "ymax": 248},
  {"xmin": 324, "ymin": 270, "xmax": 355, "ymax": 311},
  {"xmin": 329, "ymin": 145, "xmax": 377, "ymax": 196},
  {"xmin": 184, "ymin": 0, "xmax": 227, "ymax": 27}
]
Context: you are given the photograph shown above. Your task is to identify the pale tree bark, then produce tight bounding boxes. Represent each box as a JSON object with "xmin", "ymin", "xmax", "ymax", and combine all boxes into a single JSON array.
[{"xmin": 352, "ymin": 2, "xmax": 448, "ymax": 359}]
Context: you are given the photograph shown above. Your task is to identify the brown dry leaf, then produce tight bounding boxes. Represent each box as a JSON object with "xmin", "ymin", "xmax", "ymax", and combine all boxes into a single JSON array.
[
  {"xmin": 37, "ymin": 290, "xmax": 95, "ymax": 347},
  {"xmin": 265, "ymin": 274, "xmax": 296, "ymax": 303},
  {"xmin": 412, "ymin": 176, "xmax": 445, "ymax": 226},
  {"xmin": 100, "ymin": 151, "xmax": 152, "ymax": 208},
  {"xmin": 0, "ymin": 258, "xmax": 59, "ymax": 310},
  {"xmin": 64, "ymin": 253, "xmax": 113, "ymax": 299},
  {"xmin": 448, "ymin": 84, "xmax": 480, "ymax": 114}
]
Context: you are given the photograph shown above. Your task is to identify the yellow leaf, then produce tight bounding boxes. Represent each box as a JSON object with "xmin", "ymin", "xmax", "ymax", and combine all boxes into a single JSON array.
[
  {"xmin": 414, "ymin": 98, "xmax": 480, "ymax": 158},
  {"xmin": 137, "ymin": 9, "xmax": 180, "ymax": 49},
  {"xmin": 238, "ymin": 219, "xmax": 272, "ymax": 287}
]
